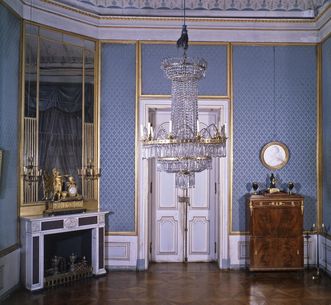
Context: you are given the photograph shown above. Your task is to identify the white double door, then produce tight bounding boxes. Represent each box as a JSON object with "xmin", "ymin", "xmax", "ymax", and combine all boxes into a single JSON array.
[{"xmin": 150, "ymin": 110, "xmax": 219, "ymax": 262}]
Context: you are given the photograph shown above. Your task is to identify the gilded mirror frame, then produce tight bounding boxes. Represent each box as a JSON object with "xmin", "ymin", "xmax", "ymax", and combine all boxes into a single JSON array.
[{"xmin": 20, "ymin": 21, "xmax": 99, "ymax": 216}]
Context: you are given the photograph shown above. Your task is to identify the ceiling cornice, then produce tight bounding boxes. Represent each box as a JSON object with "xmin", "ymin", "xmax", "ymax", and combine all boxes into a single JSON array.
[{"xmin": 3, "ymin": 0, "xmax": 331, "ymax": 42}]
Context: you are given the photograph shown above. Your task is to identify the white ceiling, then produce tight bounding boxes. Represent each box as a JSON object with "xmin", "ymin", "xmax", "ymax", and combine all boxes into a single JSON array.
[{"xmin": 51, "ymin": 0, "xmax": 328, "ymax": 18}]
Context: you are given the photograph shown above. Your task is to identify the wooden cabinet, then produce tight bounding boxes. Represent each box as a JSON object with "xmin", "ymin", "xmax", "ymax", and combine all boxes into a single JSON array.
[{"xmin": 249, "ymin": 192, "xmax": 304, "ymax": 271}]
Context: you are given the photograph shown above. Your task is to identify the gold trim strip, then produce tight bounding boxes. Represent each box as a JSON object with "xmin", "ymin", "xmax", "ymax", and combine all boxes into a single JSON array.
[
  {"xmin": 99, "ymin": 40, "xmax": 137, "ymax": 44},
  {"xmin": 321, "ymin": 31, "xmax": 331, "ymax": 44},
  {"xmin": 19, "ymin": 21, "xmax": 26, "ymax": 207},
  {"xmin": 36, "ymin": 28, "xmax": 40, "ymax": 202},
  {"xmin": 228, "ymin": 43, "xmax": 234, "ymax": 234},
  {"xmin": 96, "ymin": 40, "xmax": 101, "ymax": 208},
  {"xmin": 0, "ymin": 243, "xmax": 20, "ymax": 258},
  {"xmin": 226, "ymin": 43, "xmax": 231, "ymax": 99},
  {"xmin": 229, "ymin": 231, "xmax": 250, "ymax": 236},
  {"xmin": 317, "ymin": 44, "xmax": 323, "ymax": 229},
  {"xmin": 82, "ymin": 48, "xmax": 86, "ymax": 198},
  {"xmin": 138, "ymin": 41, "xmax": 142, "ymax": 98},
  {"xmin": 135, "ymin": 40, "xmax": 139, "ymax": 235},
  {"xmin": 17, "ymin": 18, "xmax": 24, "ymax": 246}
]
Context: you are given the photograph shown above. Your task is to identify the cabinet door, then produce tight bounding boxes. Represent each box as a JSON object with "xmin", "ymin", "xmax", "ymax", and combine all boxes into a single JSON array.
[
  {"xmin": 250, "ymin": 237, "xmax": 277, "ymax": 269},
  {"xmin": 251, "ymin": 207, "xmax": 278, "ymax": 237},
  {"xmin": 275, "ymin": 237, "xmax": 303, "ymax": 268},
  {"xmin": 277, "ymin": 207, "xmax": 302, "ymax": 237}
]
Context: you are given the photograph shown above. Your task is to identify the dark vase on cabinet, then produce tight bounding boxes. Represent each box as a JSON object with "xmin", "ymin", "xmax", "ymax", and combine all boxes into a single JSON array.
[{"xmin": 249, "ymin": 192, "xmax": 304, "ymax": 271}]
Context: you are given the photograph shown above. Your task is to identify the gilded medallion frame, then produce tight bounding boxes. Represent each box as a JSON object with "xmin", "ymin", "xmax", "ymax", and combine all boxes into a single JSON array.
[{"xmin": 260, "ymin": 141, "xmax": 289, "ymax": 170}]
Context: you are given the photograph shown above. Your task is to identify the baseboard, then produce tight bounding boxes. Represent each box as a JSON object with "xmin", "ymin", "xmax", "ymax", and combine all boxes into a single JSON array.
[{"xmin": 0, "ymin": 283, "xmax": 21, "ymax": 303}]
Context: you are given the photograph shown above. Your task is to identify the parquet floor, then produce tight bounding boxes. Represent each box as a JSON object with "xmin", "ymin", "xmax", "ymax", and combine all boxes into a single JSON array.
[{"xmin": 4, "ymin": 263, "xmax": 331, "ymax": 305}]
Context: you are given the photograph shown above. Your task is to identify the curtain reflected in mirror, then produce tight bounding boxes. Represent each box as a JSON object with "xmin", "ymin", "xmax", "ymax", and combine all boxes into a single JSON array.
[{"xmin": 38, "ymin": 38, "xmax": 82, "ymax": 195}]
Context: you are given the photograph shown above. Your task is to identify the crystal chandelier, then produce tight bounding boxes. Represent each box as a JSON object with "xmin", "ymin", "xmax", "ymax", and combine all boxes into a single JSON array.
[{"xmin": 141, "ymin": 4, "xmax": 227, "ymax": 189}]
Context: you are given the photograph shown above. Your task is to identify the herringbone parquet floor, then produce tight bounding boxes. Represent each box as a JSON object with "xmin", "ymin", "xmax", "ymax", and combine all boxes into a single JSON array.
[{"xmin": 3, "ymin": 263, "xmax": 331, "ymax": 305}]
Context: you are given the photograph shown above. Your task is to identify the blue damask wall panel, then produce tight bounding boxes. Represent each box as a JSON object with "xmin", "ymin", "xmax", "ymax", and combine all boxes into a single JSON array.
[
  {"xmin": 322, "ymin": 37, "xmax": 331, "ymax": 230},
  {"xmin": 100, "ymin": 43, "xmax": 136, "ymax": 232},
  {"xmin": 0, "ymin": 4, "xmax": 20, "ymax": 250},
  {"xmin": 233, "ymin": 45, "xmax": 317, "ymax": 232},
  {"xmin": 141, "ymin": 43, "xmax": 228, "ymax": 96},
  {"xmin": 274, "ymin": 46, "xmax": 317, "ymax": 230}
]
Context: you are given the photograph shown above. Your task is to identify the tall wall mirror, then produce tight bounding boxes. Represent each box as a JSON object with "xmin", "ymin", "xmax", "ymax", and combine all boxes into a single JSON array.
[{"xmin": 21, "ymin": 23, "xmax": 99, "ymax": 215}]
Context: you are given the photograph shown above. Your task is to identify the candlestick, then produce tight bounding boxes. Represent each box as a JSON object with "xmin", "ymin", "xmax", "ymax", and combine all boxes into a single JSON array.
[{"xmin": 147, "ymin": 122, "xmax": 151, "ymax": 137}]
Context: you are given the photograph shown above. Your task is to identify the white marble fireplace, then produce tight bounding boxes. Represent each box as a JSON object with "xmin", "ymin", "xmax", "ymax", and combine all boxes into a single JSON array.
[{"xmin": 20, "ymin": 211, "xmax": 108, "ymax": 291}]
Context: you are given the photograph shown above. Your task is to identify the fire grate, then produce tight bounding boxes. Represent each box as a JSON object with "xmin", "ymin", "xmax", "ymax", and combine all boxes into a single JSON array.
[{"xmin": 44, "ymin": 265, "xmax": 93, "ymax": 288}]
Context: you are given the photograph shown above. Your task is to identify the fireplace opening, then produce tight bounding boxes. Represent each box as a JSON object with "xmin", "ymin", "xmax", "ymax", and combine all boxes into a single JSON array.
[{"xmin": 44, "ymin": 229, "xmax": 92, "ymax": 287}]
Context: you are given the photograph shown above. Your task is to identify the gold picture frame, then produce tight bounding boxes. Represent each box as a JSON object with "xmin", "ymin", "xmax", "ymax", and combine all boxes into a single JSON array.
[{"xmin": 260, "ymin": 141, "xmax": 289, "ymax": 170}]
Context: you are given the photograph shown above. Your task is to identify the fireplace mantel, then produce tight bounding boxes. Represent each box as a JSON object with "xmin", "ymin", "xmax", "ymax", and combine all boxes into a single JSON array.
[{"xmin": 21, "ymin": 210, "xmax": 108, "ymax": 291}]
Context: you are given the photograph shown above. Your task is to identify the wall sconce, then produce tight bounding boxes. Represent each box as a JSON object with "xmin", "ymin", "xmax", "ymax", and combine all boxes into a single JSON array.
[
  {"xmin": 23, "ymin": 156, "xmax": 42, "ymax": 185},
  {"xmin": 78, "ymin": 160, "xmax": 101, "ymax": 181}
]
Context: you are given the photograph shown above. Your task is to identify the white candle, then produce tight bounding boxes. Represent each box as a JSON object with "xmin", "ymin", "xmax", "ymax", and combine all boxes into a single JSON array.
[
  {"xmin": 150, "ymin": 126, "xmax": 154, "ymax": 138},
  {"xmin": 147, "ymin": 122, "xmax": 151, "ymax": 136},
  {"xmin": 197, "ymin": 120, "xmax": 200, "ymax": 132},
  {"xmin": 140, "ymin": 124, "xmax": 144, "ymax": 137},
  {"xmin": 169, "ymin": 120, "xmax": 172, "ymax": 133}
]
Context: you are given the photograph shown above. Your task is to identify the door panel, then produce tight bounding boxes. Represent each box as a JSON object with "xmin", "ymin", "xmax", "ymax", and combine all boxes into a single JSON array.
[
  {"xmin": 151, "ymin": 109, "xmax": 218, "ymax": 262},
  {"xmin": 191, "ymin": 170, "xmax": 209, "ymax": 209},
  {"xmin": 189, "ymin": 216, "xmax": 210, "ymax": 254},
  {"xmin": 157, "ymin": 216, "xmax": 179, "ymax": 254},
  {"xmin": 158, "ymin": 172, "xmax": 177, "ymax": 209}
]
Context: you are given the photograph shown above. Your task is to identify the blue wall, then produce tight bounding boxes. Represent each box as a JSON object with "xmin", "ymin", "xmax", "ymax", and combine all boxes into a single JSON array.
[
  {"xmin": 0, "ymin": 4, "xmax": 20, "ymax": 250},
  {"xmin": 100, "ymin": 42, "xmax": 317, "ymax": 234},
  {"xmin": 233, "ymin": 45, "xmax": 317, "ymax": 232},
  {"xmin": 141, "ymin": 43, "xmax": 228, "ymax": 96},
  {"xmin": 322, "ymin": 37, "xmax": 331, "ymax": 230},
  {"xmin": 100, "ymin": 43, "xmax": 136, "ymax": 232}
]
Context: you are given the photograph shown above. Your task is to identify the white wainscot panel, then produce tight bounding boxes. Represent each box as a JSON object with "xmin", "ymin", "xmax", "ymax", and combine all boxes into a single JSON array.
[
  {"xmin": 157, "ymin": 217, "xmax": 178, "ymax": 254},
  {"xmin": 0, "ymin": 248, "xmax": 20, "ymax": 298},
  {"xmin": 319, "ymin": 235, "xmax": 330, "ymax": 271},
  {"xmin": 105, "ymin": 235, "xmax": 137, "ymax": 269},
  {"xmin": 229, "ymin": 235, "xmax": 250, "ymax": 268},
  {"xmin": 189, "ymin": 217, "xmax": 209, "ymax": 254}
]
